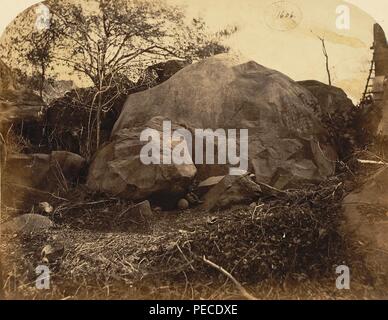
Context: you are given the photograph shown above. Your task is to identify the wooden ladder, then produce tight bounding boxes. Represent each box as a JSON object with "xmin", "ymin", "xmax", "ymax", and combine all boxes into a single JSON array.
[{"xmin": 362, "ymin": 59, "xmax": 376, "ymax": 101}]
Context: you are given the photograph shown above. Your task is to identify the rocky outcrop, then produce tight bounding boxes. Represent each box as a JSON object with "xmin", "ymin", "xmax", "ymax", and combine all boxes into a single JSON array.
[
  {"xmin": 3, "ymin": 151, "xmax": 86, "ymax": 209},
  {"xmin": 298, "ymin": 80, "xmax": 354, "ymax": 119},
  {"xmin": 91, "ymin": 53, "xmax": 336, "ymax": 197},
  {"xmin": 367, "ymin": 24, "xmax": 388, "ymax": 138},
  {"xmin": 373, "ymin": 23, "xmax": 388, "ymax": 78},
  {"xmin": 4, "ymin": 151, "xmax": 86, "ymax": 189},
  {"xmin": 0, "ymin": 59, "xmax": 45, "ymax": 133},
  {"xmin": 299, "ymin": 80, "xmax": 356, "ymax": 156},
  {"xmin": 118, "ymin": 200, "xmax": 153, "ymax": 231}
]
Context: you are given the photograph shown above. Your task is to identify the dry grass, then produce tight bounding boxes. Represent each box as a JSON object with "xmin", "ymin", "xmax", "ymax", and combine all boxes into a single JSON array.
[{"xmin": 1, "ymin": 172, "xmax": 387, "ymax": 300}]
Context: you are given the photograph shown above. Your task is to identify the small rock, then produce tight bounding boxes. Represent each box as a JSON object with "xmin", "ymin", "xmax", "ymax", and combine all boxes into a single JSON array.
[
  {"xmin": 206, "ymin": 216, "xmax": 218, "ymax": 225},
  {"xmin": 41, "ymin": 243, "xmax": 65, "ymax": 263},
  {"xmin": 1, "ymin": 214, "xmax": 54, "ymax": 235},
  {"xmin": 186, "ymin": 192, "xmax": 202, "ymax": 206},
  {"xmin": 153, "ymin": 207, "xmax": 162, "ymax": 214},
  {"xmin": 39, "ymin": 202, "xmax": 54, "ymax": 214},
  {"xmin": 201, "ymin": 175, "xmax": 262, "ymax": 211},
  {"xmin": 197, "ymin": 176, "xmax": 225, "ymax": 196},
  {"xmin": 120, "ymin": 200, "xmax": 153, "ymax": 229},
  {"xmin": 177, "ymin": 199, "xmax": 189, "ymax": 210}
]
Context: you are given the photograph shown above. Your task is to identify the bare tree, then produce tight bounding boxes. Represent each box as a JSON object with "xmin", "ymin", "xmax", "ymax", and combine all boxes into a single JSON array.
[
  {"xmin": 2, "ymin": 10, "xmax": 58, "ymax": 99},
  {"xmin": 44, "ymin": 0, "xmax": 235, "ymax": 150},
  {"xmin": 25, "ymin": 30, "xmax": 58, "ymax": 98},
  {"xmin": 317, "ymin": 36, "xmax": 332, "ymax": 86},
  {"xmin": 1, "ymin": 0, "xmax": 236, "ymax": 155}
]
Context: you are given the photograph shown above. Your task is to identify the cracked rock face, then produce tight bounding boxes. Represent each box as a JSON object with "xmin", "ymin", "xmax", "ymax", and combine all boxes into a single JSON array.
[
  {"xmin": 88, "ymin": 53, "xmax": 337, "ymax": 200},
  {"xmin": 87, "ymin": 117, "xmax": 197, "ymax": 201}
]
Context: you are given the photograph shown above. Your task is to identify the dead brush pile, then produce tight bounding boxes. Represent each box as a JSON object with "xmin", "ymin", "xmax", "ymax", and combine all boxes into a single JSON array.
[{"xmin": 142, "ymin": 177, "xmax": 350, "ymax": 283}]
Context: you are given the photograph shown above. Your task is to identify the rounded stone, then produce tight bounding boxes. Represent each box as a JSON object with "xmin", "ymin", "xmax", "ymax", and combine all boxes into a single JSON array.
[{"xmin": 177, "ymin": 199, "xmax": 189, "ymax": 210}]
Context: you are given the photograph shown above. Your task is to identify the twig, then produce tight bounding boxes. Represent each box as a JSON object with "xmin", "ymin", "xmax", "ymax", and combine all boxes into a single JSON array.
[
  {"xmin": 256, "ymin": 181, "xmax": 287, "ymax": 197},
  {"xmin": 176, "ymin": 244, "xmax": 195, "ymax": 272},
  {"xmin": 357, "ymin": 159, "xmax": 388, "ymax": 165},
  {"xmin": 318, "ymin": 36, "xmax": 332, "ymax": 86},
  {"xmin": 311, "ymin": 30, "xmax": 332, "ymax": 86},
  {"xmin": 202, "ymin": 256, "xmax": 257, "ymax": 300},
  {"xmin": 5, "ymin": 182, "xmax": 68, "ymax": 201}
]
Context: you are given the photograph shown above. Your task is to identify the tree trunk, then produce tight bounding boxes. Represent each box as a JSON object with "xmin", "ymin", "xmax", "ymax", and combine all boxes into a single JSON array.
[
  {"xmin": 96, "ymin": 89, "xmax": 102, "ymax": 150},
  {"xmin": 320, "ymin": 38, "xmax": 332, "ymax": 86},
  {"xmin": 40, "ymin": 64, "xmax": 45, "ymax": 99}
]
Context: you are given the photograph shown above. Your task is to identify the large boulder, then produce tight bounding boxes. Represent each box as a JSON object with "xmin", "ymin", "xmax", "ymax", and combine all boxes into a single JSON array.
[
  {"xmin": 87, "ymin": 117, "xmax": 197, "ymax": 201},
  {"xmin": 88, "ymin": 54, "xmax": 337, "ymax": 199}
]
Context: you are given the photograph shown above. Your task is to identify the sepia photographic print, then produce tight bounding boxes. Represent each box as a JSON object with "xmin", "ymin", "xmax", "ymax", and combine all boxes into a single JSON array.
[{"xmin": 0, "ymin": 0, "xmax": 388, "ymax": 306}]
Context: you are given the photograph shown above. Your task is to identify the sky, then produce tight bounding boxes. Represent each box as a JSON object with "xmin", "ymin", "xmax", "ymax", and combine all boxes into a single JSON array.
[{"xmin": 1, "ymin": 0, "xmax": 388, "ymax": 102}]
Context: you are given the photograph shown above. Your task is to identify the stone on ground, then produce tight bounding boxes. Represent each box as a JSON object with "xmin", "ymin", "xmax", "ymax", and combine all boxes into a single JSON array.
[
  {"xmin": 201, "ymin": 174, "xmax": 262, "ymax": 211},
  {"xmin": 120, "ymin": 200, "xmax": 153, "ymax": 230},
  {"xmin": 197, "ymin": 176, "xmax": 225, "ymax": 196},
  {"xmin": 2, "ymin": 214, "xmax": 54, "ymax": 235}
]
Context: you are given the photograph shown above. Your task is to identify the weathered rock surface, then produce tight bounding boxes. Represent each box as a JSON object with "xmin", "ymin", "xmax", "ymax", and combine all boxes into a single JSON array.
[
  {"xmin": 177, "ymin": 199, "xmax": 190, "ymax": 210},
  {"xmin": 197, "ymin": 176, "xmax": 225, "ymax": 196},
  {"xmin": 3, "ymin": 151, "xmax": 86, "ymax": 209},
  {"xmin": 4, "ymin": 151, "xmax": 86, "ymax": 189},
  {"xmin": 342, "ymin": 167, "xmax": 388, "ymax": 280},
  {"xmin": 299, "ymin": 80, "xmax": 357, "ymax": 156},
  {"xmin": 298, "ymin": 80, "xmax": 354, "ymax": 118},
  {"xmin": 119, "ymin": 200, "xmax": 153, "ymax": 230},
  {"xmin": 87, "ymin": 54, "xmax": 340, "ymax": 202},
  {"xmin": 0, "ymin": 59, "xmax": 45, "ymax": 131},
  {"xmin": 51, "ymin": 151, "xmax": 87, "ymax": 182},
  {"xmin": 371, "ymin": 24, "xmax": 388, "ymax": 137},
  {"xmin": 202, "ymin": 174, "xmax": 262, "ymax": 211},
  {"xmin": 101, "ymin": 53, "xmax": 336, "ymax": 193},
  {"xmin": 2, "ymin": 214, "xmax": 54, "ymax": 235},
  {"xmin": 87, "ymin": 117, "xmax": 197, "ymax": 200}
]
